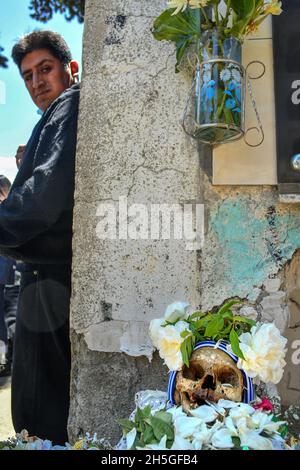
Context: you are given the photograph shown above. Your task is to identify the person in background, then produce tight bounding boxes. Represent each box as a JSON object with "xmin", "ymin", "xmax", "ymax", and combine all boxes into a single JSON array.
[
  {"xmin": 0, "ymin": 257, "xmax": 17, "ymax": 377},
  {"xmin": 1, "ymin": 148, "xmax": 25, "ymax": 376},
  {"xmin": 15, "ymin": 145, "xmax": 26, "ymax": 169},
  {"xmin": 0, "ymin": 30, "xmax": 80, "ymax": 444},
  {"xmin": 0, "ymin": 176, "xmax": 15, "ymax": 375},
  {"xmin": 0, "ymin": 175, "xmax": 11, "ymax": 203}
]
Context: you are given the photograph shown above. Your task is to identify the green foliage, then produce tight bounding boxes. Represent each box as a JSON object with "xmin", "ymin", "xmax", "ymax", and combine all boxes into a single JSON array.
[
  {"xmin": 0, "ymin": 46, "xmax": 8, "ymax": 68},
  {"xmin": 0, "ymin": 0, "xmax": 85, "ymax": 68},
  {"xmin": 229, "ymin": 329, "xmax": 245, "ymax": 360},
  {"xmin": 232, "ymin": 436, "xmax": 242, "ymax": 449},
  {"xmin": 182, "ymin": 299, "xmax": 255, "ymax": 366},
  {"xmin": 152, "ymin": 7, "xmax": 202, "ymax": 73},
  {"xmin": 272, "ymin": 416, "xmax": 289, "ymax": 439},
  {"xmin": 231, "ymin": 0, "xmax": 256, "ymax": 18},
  {"xmin": 151, "ymin": 0, "xmax": 282, "ymax": 72},
  {"xmin": 119, "ymin": 406, "xmax": 174, "ymax": 450},
  {"xmin": 180, "ymin": 331, "xmax": 195, "ymax": 367},
  {"xmin": 29, "ymin": 0, "xmax": 85, "ymax": 23},
  {"xmin": 230, "ymin": 0, "xmax": 256, "ymax": 38}
]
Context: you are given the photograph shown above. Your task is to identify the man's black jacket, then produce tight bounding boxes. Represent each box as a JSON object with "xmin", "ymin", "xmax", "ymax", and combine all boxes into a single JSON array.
[{"xmin": 0, "ymin": 84, "xmax": 80, "ymax": 265}]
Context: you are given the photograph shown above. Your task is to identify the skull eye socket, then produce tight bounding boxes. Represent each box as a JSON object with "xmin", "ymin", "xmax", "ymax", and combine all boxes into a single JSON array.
[
  {"xmin": 217, "ymin": 366, "xmax": 240, "ymax": 386},
  {"xmin": 182, "ymin": 363, "xmax": 205, "ymax": 381}
]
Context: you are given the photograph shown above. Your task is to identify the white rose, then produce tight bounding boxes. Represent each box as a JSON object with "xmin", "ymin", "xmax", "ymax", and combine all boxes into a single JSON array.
[
  {"xmin": 137, "ymin": 435, "xmax": 168, "ymax": 450},
  {"xmin": 237, "ymin": 323, "xmax": 287, "ymax": 384},
  {"xmin": 174, "ymin": 416, "xmax": 203, "ymax": 439},
  {"xmin": 164, "ymin": 301, "xmax": 190, "ymax": 322},
  {"xmin": 158, "ymin": 321, "xmax": 192, "ymax": 371},
  {"xmin": 190, "ymin": 405, "xmax": 219, "ymax": 423},
  {"xmin": 167, "ymin": 406, "xmax": 187, "ymax": 422},
  {"xmin": 239, "ymin": 430, "xmax": 274, "ymax": 450},
  {"xmin": 211, "ymin": 429, "xmax": 234, "ymax": 449},
  {"xmin": 249, "ymin": 411, "xmax": 285, "ymax": 434},
  {"xmin": 171, "ymin": 435, "xmax": 194, "ymax": 450},
  {"xmin": 149, "ymin": 317, "xmax": 165, "ymax": 349}
]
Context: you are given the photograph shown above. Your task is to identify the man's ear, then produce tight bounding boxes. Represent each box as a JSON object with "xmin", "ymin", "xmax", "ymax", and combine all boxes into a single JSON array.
[{"xmin": 70, "ymin": 60, "xmax": 79, "ymax": 83}]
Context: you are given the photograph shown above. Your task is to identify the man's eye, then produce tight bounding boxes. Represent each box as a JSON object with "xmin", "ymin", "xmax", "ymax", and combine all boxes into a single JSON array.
[
  {"xmin": 24, "ymin": 75, "xmax": 32, "ymax": 82},
  {"xmin": 41, "ymin": 67, "xmax": 51, "ymax": 73}
]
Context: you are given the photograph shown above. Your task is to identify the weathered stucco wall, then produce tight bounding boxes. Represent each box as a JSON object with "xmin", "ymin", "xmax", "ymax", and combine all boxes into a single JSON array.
[
  {"xmin": 202, "ymin": 186, "xmax": 300, "ymax": 308},
  {"xmin": 70, "ymin": 0, "xmax": 300, "ymax": 443},
  {"xmin": 69, "ymin": 0, "xmax": 202, "ymax": 443}
]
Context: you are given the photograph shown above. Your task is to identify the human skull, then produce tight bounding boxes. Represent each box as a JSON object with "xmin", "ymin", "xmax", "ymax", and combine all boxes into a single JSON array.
[{"xmin": 174, "ymin": 347, "xmax": 244, "ymax": 413}]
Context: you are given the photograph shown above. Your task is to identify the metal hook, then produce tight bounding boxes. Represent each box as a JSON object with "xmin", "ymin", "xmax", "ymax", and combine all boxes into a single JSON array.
[
  {"xmin": 186, "ymin": 50, "xmax": 199, "ymax": 71},
  {"xmin": 181, "ymin": 74, "xmax": 198, "ymax": 140},
  {"xmin": 244, "ymin": 60, "xmax": 266, "ymax": 147},
  {"xmin": 245, "ymin": 60, "xmax": 266, "ymax": 80},
  {"xmin": 244, "ymin": 126, "xmax": 265, "ymax": 148}
]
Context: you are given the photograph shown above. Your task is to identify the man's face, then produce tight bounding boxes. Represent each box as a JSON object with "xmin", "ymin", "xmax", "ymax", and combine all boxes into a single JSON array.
[{"xmin": 20, "ymin": 49, "xmax": 73, "ymax": 112}]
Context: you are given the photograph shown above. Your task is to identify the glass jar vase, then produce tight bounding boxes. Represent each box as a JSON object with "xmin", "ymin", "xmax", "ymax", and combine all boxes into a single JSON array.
[{"xmin": 194, "ymin": 30, "xmax": 245, "ymax": 145}]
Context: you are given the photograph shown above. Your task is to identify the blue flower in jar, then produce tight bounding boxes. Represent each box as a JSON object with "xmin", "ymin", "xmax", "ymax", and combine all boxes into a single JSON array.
[
  {"xmin": 228, "ymin": 80, "xmax": 236, "ymax": 91},
  {"xmin": 205, "ymin": 80, "xmax": 216, "ymax": 100},
  {"xmin": 225, "ymin": 98, "xmax": 236, "ymax": 109},
  {"xmin": 235, "ymin": 86, "xmax": 241, "ymax": 103}
]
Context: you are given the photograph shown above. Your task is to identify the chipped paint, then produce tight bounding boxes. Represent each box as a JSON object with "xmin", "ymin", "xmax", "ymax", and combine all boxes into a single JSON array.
[{"xmin": 209, "ymin": 198, "xmax": 300, "ymax": 299}]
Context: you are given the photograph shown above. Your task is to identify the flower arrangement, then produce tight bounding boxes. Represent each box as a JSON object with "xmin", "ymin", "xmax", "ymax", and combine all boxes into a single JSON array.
[
  {"xmin": 0, "ymin": 300, "xmax": 292, "ymax": 453},
  {"xmin": 119, "ymin": 391, "xmax": 295, "ymax": 450},
  {"xmin": 149, "ymin": 301, "xmax": 287, "ymax": 385},
  {"xmin": 152, "ymin": 1, "xmax": 283, "ymax": 144},
  {"xmin": 0, "ymin": 430, "xmax": 111, "ymax": 451},
  {"xmin": 152, "ymin": 1, "xmax": 283, "ymax": 72}
]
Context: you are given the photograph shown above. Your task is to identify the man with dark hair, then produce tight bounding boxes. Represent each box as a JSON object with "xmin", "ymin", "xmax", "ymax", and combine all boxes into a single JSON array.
[
  {"xmin": 0, "ymin": 30, "xmax": 80, "ymax": 444},
  {"xmin": 12, "ymin": 30, "xmax": 73, "ymax": 69}
]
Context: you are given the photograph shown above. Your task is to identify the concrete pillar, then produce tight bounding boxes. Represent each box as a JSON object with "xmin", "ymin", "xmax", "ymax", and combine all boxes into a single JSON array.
[{"xmin": 69, "ymin": 0, "xmax": 202, "ymax": 443}]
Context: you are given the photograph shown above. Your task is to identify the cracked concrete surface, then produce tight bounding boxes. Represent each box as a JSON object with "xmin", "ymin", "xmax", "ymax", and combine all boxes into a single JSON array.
[
  {"xmin": 0, "ymin": 379, "xmax": 14, "ymax": 441},
  {"xmin": 69, "ymin": 0, "xmax": 202, "ymax": 442},
  {"xmin": 69, "ymin": 0, "xmax": 300, "ymax": 442}
]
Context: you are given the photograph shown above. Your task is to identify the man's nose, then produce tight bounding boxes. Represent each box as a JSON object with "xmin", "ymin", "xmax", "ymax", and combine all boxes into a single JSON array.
[{"xmin": 32, "ymin": 72, "xmax": 44, "ymax": 89}]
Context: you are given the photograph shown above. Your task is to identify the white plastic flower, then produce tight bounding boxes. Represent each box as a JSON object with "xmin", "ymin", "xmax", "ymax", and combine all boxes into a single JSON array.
[
  {"xmin": 167, "ymin": 405, "xmax": 187, "ymax": 421},
  {"xmin": 190, "ymin": 405, "xmax": 219, "ymax": 423},
  {"xmin": 189, "ymin": 0, "xmax": 209, "ymax": 9},
  {"xmin": 157, "ymin": 321, "xmax": 192, "ymax": 371},
  {"xmin": 126, "ymin": 428, "xmax": 137, "ymax": 450},
  {"xmin": 239, "ymin": 430, "xmax": 274, "ymax": 450},
  {"xmin": 192, "ymin": 421, "xmax": 222, "ymax": 449},
  {"xmin": 235, "ymin": 417, "xmax": 250, "ymax": 435},
  {"xmin": 171, "ymin": 435, "xmax": 194, "ymax": 450},
  {"xmin": 231, "ymin": 68, "xmax": 241, "ymax": 83},
  {"xmin": 220, "ymin": 68, "xmax": 231, "ymax": 82},
  {"xmin": 236, "ymin": 323, "xmax": 287, "ymax": 384},
  {"xmin": 211, "ymin": 429, "xmax": 234, "ymax": 449},
  {"xmin": 167, "ymin": 0, "xmax": 189, "ymax": 15},
  {"xmin": 167, "ymin": 0, "xmax": 208, "ymax": 15},
  {"xmin": 164, "ymin": 301, "xmax": 190, "ymax": 322},
  {"xmin": 217, "ymin": 399, "xmax": 240, "ymax": 409},
  {"xmin": 228, "ymin": 403, "xmax": 255, "ymax": 421},
  {"xmin": 174, "ymin": 416, "xmax": 203, "ymax": 439},
  {"xmin": 265, "ymin": 1, "xmax": 282, "ymax": 16},
  {"xmin": 137, "ymin": 435, "xmax": 168, "ymax": 450},
  {"xmin": 249, "ymin": 411, "xmax": 285, "ymax": 434},
  {"xmin": 224, "ymin": 416, "xmax": 239, "ymax": 437},
  {"xmin": 149, "ymin": 317, "xmax": 165, "ymax": 349},
  {"xmin": 203, "ymin": 70, "xmax": 212, "ymax": 84}
]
